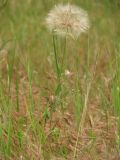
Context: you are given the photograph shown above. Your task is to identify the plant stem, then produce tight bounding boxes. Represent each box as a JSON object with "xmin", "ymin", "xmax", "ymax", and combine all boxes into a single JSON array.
[
  {"xmin": 52, "ymin": 34, "xmax": 60, "ymax": 84},
  {"xmin": 73, "ymin": 81, "xmax": 91, "ymax": 160},
  {"xmin": 61, "ymin": 36, "xmax": 67, "ymax": 70}
]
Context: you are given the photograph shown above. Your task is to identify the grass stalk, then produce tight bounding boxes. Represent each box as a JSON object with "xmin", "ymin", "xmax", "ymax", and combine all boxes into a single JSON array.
[
  {"xmin": 61, "ymin": 36, "xmax": 67, "ymax": 70},
  {"xmin": 15, "ymin": 63, "xmax": 20, "ymax": 112},
  {"xmin": 52, "ymin": 34, "xmax": 61, "ymax": 84},
  {"xmin": 73, "ymin": 81, "xmax": 91, "ymax": 160},
  {"xmin": 112, "ymin": 51, "xmax": 120, "ymax": 147}
]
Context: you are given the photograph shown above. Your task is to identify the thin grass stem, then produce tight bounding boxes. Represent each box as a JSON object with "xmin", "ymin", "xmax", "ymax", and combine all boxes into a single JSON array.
[
  {"xmin": 73, "ymin": 81, "xmax": 91, "ymax": 160},
  {"xmin": 61, "ymin": 36, "xmax": 67, "ymax": 70},
  {"xmin": 52, "ymin": 34, "xmax": 60, "ymax": 83}
]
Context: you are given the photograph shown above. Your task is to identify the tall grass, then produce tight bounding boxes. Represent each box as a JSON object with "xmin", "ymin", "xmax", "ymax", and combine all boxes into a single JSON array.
[
  {"xmin": 0, "ymin": 0, "xmax": 120, "ymax": 159},
  {"xmin": 112, "ymin": 45, "xmax": 120, "ymax": 147}
]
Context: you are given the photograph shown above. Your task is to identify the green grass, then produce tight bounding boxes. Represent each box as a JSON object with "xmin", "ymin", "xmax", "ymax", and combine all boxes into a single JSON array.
[{"xmin": 0, "ymin": 0, "xmax": 120, "ymax": 159}]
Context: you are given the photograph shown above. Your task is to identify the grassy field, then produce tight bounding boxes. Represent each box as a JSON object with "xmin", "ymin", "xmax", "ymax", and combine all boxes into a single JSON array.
[{"xmin": 0, "ymin": 0, "xmax": 120, "ymax": 159}]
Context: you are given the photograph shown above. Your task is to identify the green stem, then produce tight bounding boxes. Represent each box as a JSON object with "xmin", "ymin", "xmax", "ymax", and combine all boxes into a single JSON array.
[
  {"xmin": 52, "ymin": 34, "xmax": 60, "ymax": 83},
  {"xmin": 61, "ymin": 36, "xmax": 67, "ymax": 71}
]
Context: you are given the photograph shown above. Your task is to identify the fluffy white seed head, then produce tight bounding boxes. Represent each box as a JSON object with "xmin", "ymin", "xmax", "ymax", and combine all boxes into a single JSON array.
[{"xmin": 46, "ymin": 4, "xmax": 90, "ymax": 39}]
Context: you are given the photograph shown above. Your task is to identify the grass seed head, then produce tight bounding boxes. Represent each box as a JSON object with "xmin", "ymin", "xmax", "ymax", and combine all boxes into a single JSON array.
[{"xmin": 46, "ymin": 3, "xmax": 90, "ymax": 39}]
